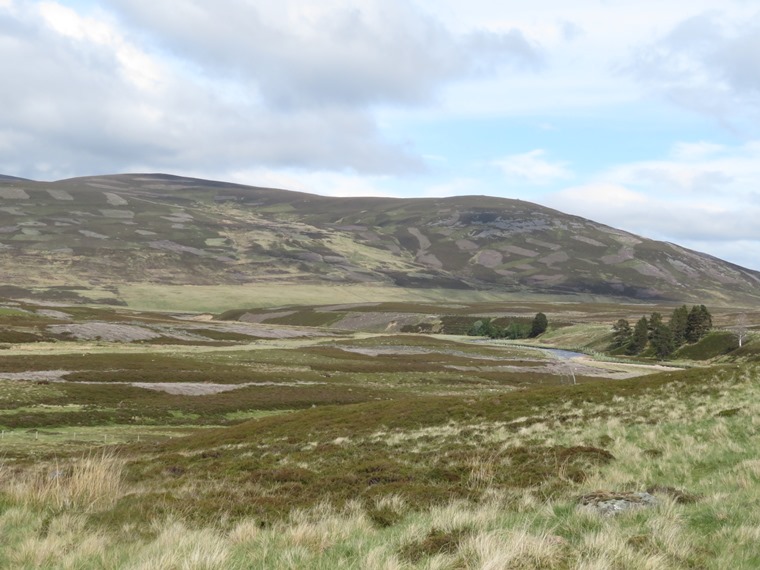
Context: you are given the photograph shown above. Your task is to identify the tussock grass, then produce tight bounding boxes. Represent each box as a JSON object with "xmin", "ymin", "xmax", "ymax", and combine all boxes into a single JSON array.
[{"xmin": 1, "ymin": 451, "xmax": 123, "ymax": 512}]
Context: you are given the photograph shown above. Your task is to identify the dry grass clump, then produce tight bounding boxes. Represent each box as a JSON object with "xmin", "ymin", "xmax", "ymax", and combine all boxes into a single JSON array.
[
  {"xmin": 462, "ymin": 528, "xmax": 567, "ymax": 569},
  {"xmin": 1, "ymin": 451, "xmax": 123, "ymax": 512},
  {"xmin": 284, "ymin": 501, "xmax": 372, "ymax": 553},
  {"xmin": 2, "ymin": 513, "xmax": 114, "ymax": 569},
  {"xmin": 125, "ymin": 522, "xmax": 230, "ymax": 570}
]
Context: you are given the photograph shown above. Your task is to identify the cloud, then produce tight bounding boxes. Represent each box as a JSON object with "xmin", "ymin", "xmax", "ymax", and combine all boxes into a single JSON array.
[
  {"xmin": 625, "ymin": 9, "xmax": 760, "ymax": 129},
  {"xmin": 543, "ymin": 141, "xmax": 760, "ymax": 247},
  {"xmin": 559, "ymin": 20, "xmax": 583, "ymax": 42},
  {"xmin": 102, "ymin": 0, "xmax": 544, "ymax": 110},
  {"xmin": 548, "ymin": 183, "xmax": 647, "ymax": 211},
  {"xmin": 601, "ymin": 140, "xmax": 760, "ymax": 198},
  {"xmin": 221, "ymin": 168, "xmax": 398, "ymax": 199},
  {"xmin": 545, "ymin": 177, "xmax": 760, "ymax": 269},
  {"xmin": 672, "ymin": 240, "xmax": 759, "ymax": 270},
  {"xmin": 493, "ymin": 150, "xmax": 573, "ymax": 185},
  {"xmin": 670, "ymin": 141, "xmax": 725, "ymax": 160},
  {"xmin": 0, "ymin": 1, "xmax": 545, "ymax": 181},
  {"xmin": 0, "ymin": 1, "xmax": 434, "ymax": 179},
  {"xmin": 546, "ymin": 182, "xmax": 760, "ymax": 244}
]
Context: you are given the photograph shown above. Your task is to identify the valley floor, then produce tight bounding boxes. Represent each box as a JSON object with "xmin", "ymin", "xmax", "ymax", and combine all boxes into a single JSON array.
[{"xmin": 1, "ymin": 298, "xmax": 758, "ymax": 568}]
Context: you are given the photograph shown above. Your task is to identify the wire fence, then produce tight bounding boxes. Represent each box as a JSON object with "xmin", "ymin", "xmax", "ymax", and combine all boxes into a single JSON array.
[{"xmin": 0, "ymin": 428, "xmax": 180, "ymax": 449}]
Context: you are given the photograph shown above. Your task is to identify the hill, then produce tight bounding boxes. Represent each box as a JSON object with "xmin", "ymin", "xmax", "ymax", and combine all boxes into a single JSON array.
[{"xmin": 1, "ymin": 173, "xmax": 758, "ymax": 306}]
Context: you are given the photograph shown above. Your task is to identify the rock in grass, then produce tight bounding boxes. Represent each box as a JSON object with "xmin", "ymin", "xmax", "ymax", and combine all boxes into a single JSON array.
[{"xmin": 578, "ymin": 491, "xmax": 658, "ymax": 516}]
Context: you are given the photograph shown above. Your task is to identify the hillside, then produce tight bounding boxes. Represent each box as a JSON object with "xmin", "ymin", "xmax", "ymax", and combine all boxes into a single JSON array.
[{"xmin": 1, "ymin": 173, "xmax": 758, "ymax": 305}]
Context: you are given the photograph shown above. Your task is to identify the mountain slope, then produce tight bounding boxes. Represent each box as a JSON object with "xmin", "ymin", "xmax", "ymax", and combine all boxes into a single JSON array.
[{"xmin": 0, "ymin": 173, "xmax": 758, "ymax": 304}]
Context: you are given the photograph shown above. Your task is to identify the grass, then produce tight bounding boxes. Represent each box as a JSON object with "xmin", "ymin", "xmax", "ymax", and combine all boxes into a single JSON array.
[
  {"xmin": 0, "ymin": 332, "xmax": 586, "ymax": 431},
  {"xmin": 676, "ymin": 331, "xmax": 739, "ymax": 360},
  {"xmin": 73, "ymin": 365, "xmax": 729, "ymax": 525},
  {"xmin": 1, "ymin": 364, "xmax": 759, "ymax": 567},
  {"xmin": 3, "ymin": 299, "xmax": 760, "ymax": 567},
  {"xmin": 261, "ymin": 309, "xmax": 347, "ymax": 328},
  {"xmin": 0, "ymin": 380, "xmax": 391, "ymax": 431},
  {"xmin": 118, "ymin": 283, "xmax": 618, "ymax": 312}
]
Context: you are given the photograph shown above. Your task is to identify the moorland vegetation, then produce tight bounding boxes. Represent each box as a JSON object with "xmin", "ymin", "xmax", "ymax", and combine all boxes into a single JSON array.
[{"xmin": 0, "ymin": 296, "xmax": 758, "ymax": 568}]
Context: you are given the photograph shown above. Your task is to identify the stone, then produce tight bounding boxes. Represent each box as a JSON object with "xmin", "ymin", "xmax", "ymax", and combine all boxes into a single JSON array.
[{"xmin": 578, "ymin": 491, "xmax": 658, "ymax": 516}]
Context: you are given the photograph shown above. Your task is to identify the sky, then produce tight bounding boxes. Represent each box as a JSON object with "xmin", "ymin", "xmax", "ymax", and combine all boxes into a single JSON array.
[{"xmin": 2, "ymin": 1, "xmax": 760, "ymax": 270}]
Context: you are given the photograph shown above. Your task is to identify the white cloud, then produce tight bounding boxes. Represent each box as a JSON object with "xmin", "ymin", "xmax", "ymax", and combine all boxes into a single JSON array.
[
  {"xmin": 102, "ymin": 0, "xmax": 543, "ymax": 110},
  {"xmin": 493, "ymin": 150, "xmax": 573, "ymax": 185},
  {"xmin": 671, "ymin": 141, "xmax": 725, "ymax": 160},
  {"xmin": 0, "ymin": 1, "xmax": 430, "ymax": 179},
  {"xmin": 548, "ymin": 183, "xmax": 647, "ymax": 211},
  {"xmin": 37, "ymin": 2, "xmax": 163, "ymax": 91},
  {"xmin": 0, "ymin": 0, "xmax": 549, "ymax": 180},
  {"xmin": 221, "ymin": 168, "xmax": 397, "ymax": 199},
  {"xmin": 543, "ymin": 140, "xmax": 760, "ymax": 250},
  {"xmin": 545, "ymin": 181, "xmax": 760, "ymax": 245},
  {"xmin": 38, "ymin": 2, "xmax": 103, "ymax": 40},
  {"xmin": 673, "ymin": 240, "xmax": 759, "ymax": 271},
  {"xmin": 601, "ymin": 140, "xmax": 760, "ymax": 198},
  {"xmin": 625, "ymin": 8, "xmax": 760, "ymax": 129}
]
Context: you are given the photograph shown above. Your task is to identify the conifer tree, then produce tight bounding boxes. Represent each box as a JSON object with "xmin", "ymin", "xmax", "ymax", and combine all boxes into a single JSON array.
[
  {"xmin": 610, "ymin": 318, "xmax": 632, "ymax": 350},
  {"xmin": 529, "ymin": 312, "xmax": 548, "ymax": 337},
  {"xmin": 686, "ymin": 305, "xmax": 713, "ymax": 343},
  {"xmin": 629, "ymin": 316, "xmax": 649, "ymax": 355},
  {"xmin": 648, "ymin": 312, "xmax": 663, "ymax": 340},
  {"xmin": 699, "ymin": 305, "xmax": 713, "ymax": 332},
  {"xmin": 651, "ymin": 323, "xmax": 674, "ymax": 359},
  {"xmin": 669, "ymin": 305, "xmax": 689, "ymax": 347}
]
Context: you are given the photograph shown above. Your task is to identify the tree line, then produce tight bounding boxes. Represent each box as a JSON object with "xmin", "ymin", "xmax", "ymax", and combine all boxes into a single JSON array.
[
  {"xmin": 609, "ymin": 305, "xmax": 712, "ymax": 359},
  {"xmin": 468, "ymin": 312, "xmax": 548, "ymax": 340}
]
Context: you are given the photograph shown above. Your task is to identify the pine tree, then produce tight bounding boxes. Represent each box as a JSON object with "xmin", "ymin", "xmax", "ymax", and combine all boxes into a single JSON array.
[
  {"xmin": 610, "ymin": 318, "xmax": 632, "ymax": 350},
  {"xmin": 686, "ymin": 305, "xmax": 713, "ymax": 343},
  {"xmin": 651, "ymin": 323, "xmax": 674, "ymax": 359},
  {"xmin": 629, "ymin": 316, "xmax": 649, "ymax": 355},
  {"xmin": 648, "ymin": 312, "xmax": 663, "ymax": 340},
  {"xmin": 686, "ymin": 306, "xmax": 700, "ymax": 343},
  {"xmin": 669, "ymin": 305, "xmax": 689, "ymax": 347},
  {"xmin": 699, "ymin": 305, "xmax": 713, "ymax": 333},
  {"xmin": 529, "ymin": 312, "xmax": 548, "ymax": 337}
]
